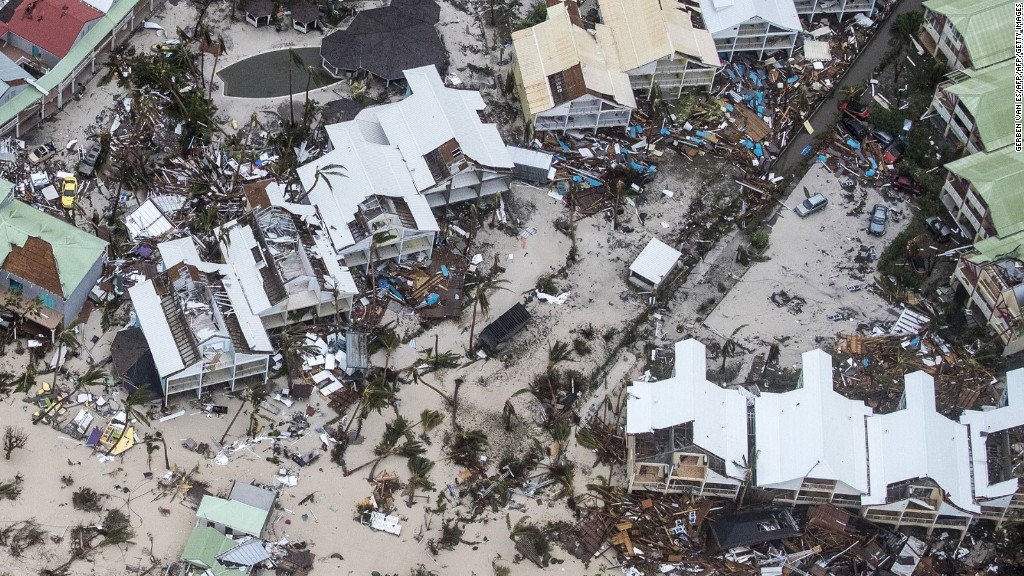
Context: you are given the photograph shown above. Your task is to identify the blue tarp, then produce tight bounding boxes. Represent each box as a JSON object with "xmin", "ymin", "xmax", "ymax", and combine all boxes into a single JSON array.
[
  {"xmin": 425, "ymin": 293, "xmax": 440, "ymax": 306},
  {"xmin": 586, "ymin": 177, "xmax": 601, "ymax": 186},
  {"xmin": 846, "ymin": 139, "xmax": 860, "ymax": 149},
  {"xmin": 801, "ymin": 145, "xmax": 813, "ymax": 156},
  {"xmin": 660, "ymin": 127, "xmax": 671, "ymax": 135},
  {"xmin": 558, "ymin": 140, "xmax": 570, "ymax": 152},
  {"xmin": 440, "ymin": 265, "xmax": 449, "ymax": 277}
]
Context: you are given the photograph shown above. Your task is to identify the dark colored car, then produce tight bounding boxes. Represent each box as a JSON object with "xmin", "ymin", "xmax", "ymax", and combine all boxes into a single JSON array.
[
  {"xmin": 868, "ymin": 203, "xmax": 888, "ymax": 236},
  {"xmin": 839, "ymin": 99, "xmax": 871, "ymax": 120},
  {"xmin": 891, "ymin": 174, "xmax": 922, "ymax": 196},
  {"xmin": 841, "ymin": 117, "xmax": 869, "ymax": 141},
  {"xmin": 883, "ymin": 140, "xmax": 907, "ymax": 164},
  {"xmin": 873, "ymin": 130, "xmax": 895, "ymax": 147},
  {"xmin": 77, "ymin": 142, "xmax": 101, "ymax": 177},
  {"xmin": 925, "ymin": 216, "xmax": 952, "ymax": 243}
]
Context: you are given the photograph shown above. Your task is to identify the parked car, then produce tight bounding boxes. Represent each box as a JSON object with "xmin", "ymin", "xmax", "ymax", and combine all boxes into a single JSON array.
[
  {"xmin": 839, "ymin": 99, "xmax": 871, "ymax": 120},
  {"xmin": 77, "ymin": 142, "xmax": 102, "ymax": 177},
  {"xmin": 795, "ymin": 193, "xmax": 828, "ymax": 217},
  {"xmin": 868, "ymin": 204, "xmax": 888, "ymax": 236},
  {"xmin": 841, "ymin": 117, "xmax": 869, "ymax": 141},
  {"xmin": 27, "ymin": 142, "xmax": 56, "ymax": 164},
  {"xmin": 883, "ymin": 140, "xmax": 906, "ymax": 164},
  {"xmin": 873, "ymin": 130, "xmax": 895, "ymax": 147},
  {"xmin": 891, "ymin": 174, "xmax": 922, "ymax": 196},
  {"xmin": 925, "ymin": 216, "xmax": 952, "ymax": 243},
  {"xmin": 60, "ymin": 176, "xmax": 78, "ymax": 209}
]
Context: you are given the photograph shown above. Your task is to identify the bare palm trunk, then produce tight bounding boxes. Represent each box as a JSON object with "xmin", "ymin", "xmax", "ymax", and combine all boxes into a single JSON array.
[
  {"xmin": 219, "ymin": 398, "xmax": 248, "ymax": 444},
  {"xmin": 467, "ymin": 299, "xmax": 479, "ymax": 353},
  {"xmin": 207, "ymin": 55, "xmax": 221, "ymax": 100}
]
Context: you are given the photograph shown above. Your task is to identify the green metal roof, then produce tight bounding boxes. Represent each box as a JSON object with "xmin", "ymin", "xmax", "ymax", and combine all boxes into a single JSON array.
[
  {"xmin": 945, "ymin": 146, "xmax": 1024, "ymax": 237},
  {"xmin": 181, "ymin": 526, "xmax": 237, "ymax": 576},
  {"xmin": 967, "ymin": 230, "xmax": 1024, "ymax": 264},
  {"xmin": 0, "ymin": 195, "xmax": 108, "ymax": 296},
  {"xmin": 0, "ymin": 0, "xmax": 139, "ymax": 127},
  {"xmin": 196, "ymin": 496, "xmax": 269, "ymax": 537},
  {"xmin": 946, "ymin": 60, "xmax": 1014, "ymax": 152},
  {"xmin": 924, "ymin": 0, "xmax": 1014, "ymax": 69}
]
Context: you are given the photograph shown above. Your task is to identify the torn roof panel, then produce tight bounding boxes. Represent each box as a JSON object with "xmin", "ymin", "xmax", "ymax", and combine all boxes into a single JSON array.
[
  {"xmin": 128, "ymin": 279, "xmax": 185, "ymax": 377},
  {"xmin": 960, "ymin": 368, "xmax": 1024, "ymax": 500}
]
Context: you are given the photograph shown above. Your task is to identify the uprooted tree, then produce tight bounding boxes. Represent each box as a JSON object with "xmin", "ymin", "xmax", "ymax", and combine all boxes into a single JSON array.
[{"xmin": 3, "ymin": 426, "xmax": 27, "ymax": 460}]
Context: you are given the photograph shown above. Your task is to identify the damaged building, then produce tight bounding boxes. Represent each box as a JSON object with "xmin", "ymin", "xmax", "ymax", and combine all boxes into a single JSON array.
[
  {"xmin": 511, "ymin": 0, "xmax": 720, "ymax": 133},
  {"xmin": 297, "ymin": 65, "xmax": 513, "ymax": 269},
  {"xmin": 625, "ymin": 339, "xmax": 1024, "ymax": 534},
  {"xmin": 128, "ymin": 240, "xmax": 273, "ymax": 402}
]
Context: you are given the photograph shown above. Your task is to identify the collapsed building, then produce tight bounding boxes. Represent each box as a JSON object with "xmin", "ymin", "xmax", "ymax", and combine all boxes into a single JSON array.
[
  {"xmin": 626, "ymin": 339, "xmax": 1024, "ymax": 535},
  {"xmin": 297, "ymin": 65, "xmax": 513, "ymax": 270}
]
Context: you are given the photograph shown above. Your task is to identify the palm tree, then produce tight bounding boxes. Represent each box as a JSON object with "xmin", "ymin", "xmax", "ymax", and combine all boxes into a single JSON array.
[
  {"xmin": 465, "ymin": 274, "xmax": 510, "ymax": 354},
  {"xmin": 247, "ymin": 382, "xmax": 269, "ymax": 437},
  {"xmin": 286, "ymin": 48, "xmax": 303, "ymax": 124},
  {"xmin": 206, "ymin": 35, "xmax": 226, "ymax": 100},
  {"xmin": 377, "ymin": 327, "xmax": 401, "ymax": 376},
  {"xmin": 292, "ymin": 163, "xmax": 347, "ymax": 203},
  {"xmin": 276, "ymin": 330, "xmax": 319, "ymax": 387},
  {"xmin": 447, "ymin": 428, "xmax": 488, "ymax": 470},
  {"xmin": 344, "ymin": 416, "xmax": 425, "ymax": 478},
  {"xmin": 219, "ymin": 381, "xmax": 266, "ymax": 444},
  {"xmin": 405, "ymin": 455, "xmax": 435, "ymax": 506},
  {"xmin": 342, "ymin": 371, "xmax": 394, "ymax": 435},
  {"xmin": 54, "ymin": 321, "xmax": 82, "ymax": 374},
  {"xmin": 719, "ymin": 325, "xmax": 746, "ymax": 380}
]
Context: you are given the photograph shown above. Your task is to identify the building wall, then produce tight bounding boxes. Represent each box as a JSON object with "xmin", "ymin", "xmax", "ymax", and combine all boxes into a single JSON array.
[
  {"xmin": 0, "ymin": 269, "xmax": 66, "ymax": 321},
  {"xmin": 628, "ymin": 54, "xmax": 716, "ymax": 98},
  {"xmin": 794, "ymin": 0, "xmax": 875, "ymax": 21},
  {"xmin": 533, "ymin": 95, "xmax": 632, "ymax": 132},
  {"xmin": 6, "ymin": 34, "xmax": 60, "ymax": 68},
  {"xmin": 923, "ymin": 9, "xmax": 970, "ymax": 70},
  {"xmin": 712, "ymin": 19, "xmax": 797, "ymax": 61},
  {"xmin": 63, "ymin": 250, "xmax": 105, "ymax": 326}
]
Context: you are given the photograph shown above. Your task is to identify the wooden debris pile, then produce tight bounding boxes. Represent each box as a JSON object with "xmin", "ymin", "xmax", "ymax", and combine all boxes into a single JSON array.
[{"xmin": 833, "ymin": 331, "xmax": 998, "ymax": 416}]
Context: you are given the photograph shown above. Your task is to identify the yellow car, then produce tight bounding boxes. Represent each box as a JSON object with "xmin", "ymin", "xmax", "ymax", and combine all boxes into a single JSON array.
[{"xmin": 60, "ymin": 176, "xmax": 78, "ymax": 209}]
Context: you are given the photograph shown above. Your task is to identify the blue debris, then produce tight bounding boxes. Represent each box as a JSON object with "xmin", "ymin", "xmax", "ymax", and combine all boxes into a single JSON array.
[
  {"xmin": 572, "ymin": 175, "xmax": 582, "ymax": 182},
  {"xmin": 440, "ymin": 265, "xmax": 449, "ymax": 277},
  {"xmin": 818, "ymin": 154, "xmax": 828, "ymax": 163},
  {"xmin": 846, "ymin": 139, "xmax": 860, "ymax": 149},
  {"xmin": 726, "ymin": 104, "xmax": 734, "ymax": 112},
  {"xmin": 862, "ymin": 358, "xmax": 869, "ymax": 367},
  {"xmin": 866, "ymin": 169, "xmax": 876, "ymax": 177},
  {"xmin": 586, "ymin": 177, "xmax": 602, "ymax": 187},
  {"xmin": 726, "ymin": 68, "xmax": 738, "ymax": 82},
  {"xmin": 787, "ymin": 75, "xmax": 798, "ymax": 83},
  {"xmin": 630, "ymin": 159, "xmax": 644, "ymax": 172},
  {"xmin": 558, "ymin": 140, "xmax": 570, "ymax": 152},
  {"xmin": 753, "ymin": 143, "xmax": 763, "ymax": 157},
  {"xmin": 630, "ymin": 125, "xmax": 643, "ymax": 138},
  {"xmin": 646, "ymin": 165, "xmax": 657, "ymax": 174},
  {"xmin": 740, "ymin": 139, "xmax": 754, "ymax": 149},
  {"xmin": 424, "ymin": 293, "xmax": 440, "ymax": 306},
  {"xmin": 689, "ymin": 136, "xmax": 704, "ymax": 144},
  {"xmin": 801, "ymin": 145, "xmax": 813, "ymax": 156},
  {"xmin": 696, "ymin": 130, "xmax": 711, "ymax": 137},
  {"xmin": 660, "ymin": 127, "xmax": 671, "ymax": 135},
  {"xmin": 868, "ymin": 157, "xmax": 878, "ymax": 169}
]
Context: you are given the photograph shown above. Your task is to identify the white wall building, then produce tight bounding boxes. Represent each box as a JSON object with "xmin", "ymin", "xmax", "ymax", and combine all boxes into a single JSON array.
[
  {"xmin": 698, "ymin": 0, "xmax": 802, "ymax": 60},
  {"xmin": 626, "ymin": 339, "xmax": 1024, "ymax": 533}
]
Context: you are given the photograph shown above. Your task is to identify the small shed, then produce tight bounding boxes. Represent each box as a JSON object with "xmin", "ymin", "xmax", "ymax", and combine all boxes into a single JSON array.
[
  {"xmin": 289, "ymin": 0, "xmax": 320, "ymax": 33},
  {"xmin": 507, "ymin": 145, "xmax": 555, "ymax": 184},
  {"xmin": 479, "ymin": 303, "xmax": 531, "ymax": 352},
  {"xmin": 244, "ymin": 0, "xmax": 274, "ymax": 27},
  {"xmin": 628, "ymin": 237, "xmax": 682, "ymax": 290}
]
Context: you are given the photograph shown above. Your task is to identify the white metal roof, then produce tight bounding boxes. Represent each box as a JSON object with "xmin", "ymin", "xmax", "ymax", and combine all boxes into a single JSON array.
[
  {"xmin": 698, "ymin": 0, "xmax": 801, "ymax": 36},
  {"xmin": 156, "ymin": 236, "xmax": 202, "ymax": 270},
  {"xmin": 506, "ymin": 145, "xmax": 555, "ymax": 170},
  {"xmin": 864, "ymin": 372, "xmax": 977, "ymax": 512},
  {"xmin": 374, "ymin": 65, "xmax": 513, "ymax": 191},
  {"xmin": 960, "ymin": 369, "xmax": 1024, "ymax": 500},
  {"xmin": 222, "ymin": 224, "xmax": 274, "ymax": 316},
  {"xmin": 298, "ymin": 122, "xmax": 438, "ymax": 252},
  {"xmin": 626, "ymin": 339, "xmax": 749, "ymax": 480},
  {"xmin": 629, "ymin": 237, "xmax": 682, "ymax": 286},
  {"xmin": 600, "ymin": 0, "xmax": 721, "ymax": 71},
  {"xmin": 128, "ymin": 280, "xmax": 185, "ymax": 377},
  {"xmin": 214, "ymin": 263, "xmax": 274, "ymax": 352},
  {"xmin": 754, "ymin": 348, "xmax": 873, "ymax": 493},
  {"xmin": 124, "ymin": 196, "xmax": 184, "ymax": 241}
]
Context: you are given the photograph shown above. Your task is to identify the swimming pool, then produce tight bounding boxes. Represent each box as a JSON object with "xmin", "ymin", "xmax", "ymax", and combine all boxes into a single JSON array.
[{"xmin": 217, "ymin": 47, "xmax": 340, "ymax": 98}]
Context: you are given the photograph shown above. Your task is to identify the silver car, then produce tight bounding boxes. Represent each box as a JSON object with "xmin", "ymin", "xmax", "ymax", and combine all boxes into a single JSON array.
[
  {"xmin": 795, "ymin": 193, "xmax": 828, "ymax": 217},
  {"xmin": 868, "ymin": 204, "xmax": 888, "ymax": 236}
]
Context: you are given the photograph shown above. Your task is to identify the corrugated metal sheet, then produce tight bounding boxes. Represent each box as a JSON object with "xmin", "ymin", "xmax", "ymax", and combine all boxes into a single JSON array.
[
  {"xmin": 217, "ymin": 538, "xmax": 271, "ymax": 566},
  {"xmin": 507, "ymin": 145, "xmax": 554, "ymax": 183},
  {"xmin": 698, "ymin": 0, "xmax": 801, "ymax": 36},
  {"xmin": 629, "ymin": 237, "xmax": 682, "ymax": 286},
  {"xmin": 946, "ymin": 60, "xmax": 1014, "ymax": 152},
  {"xmin": 944, "ymin": 143, "xmax": 1024, "ymax": 236},
  {"xmin": 128, "ymin": 280, "xmax": 185, "ymax": 377},
  {"xmin": 599, "ymin": 0, "xmax": 672, "ymax": 71},
  {"xmin": 924, "ymin": 0, "xmax": 1013, "ymax": 69}
]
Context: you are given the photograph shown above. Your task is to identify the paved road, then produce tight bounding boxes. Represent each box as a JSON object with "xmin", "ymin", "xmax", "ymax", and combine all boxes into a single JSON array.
[{"xmin": 772, "ymin": 0, "xmax": 924, "ymax": 175}]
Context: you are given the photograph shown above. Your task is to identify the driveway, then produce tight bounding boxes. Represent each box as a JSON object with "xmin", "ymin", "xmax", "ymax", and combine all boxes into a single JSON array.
[{"xmin": 772, "ymin": 0, "xmax": 924, "ymax": 175}]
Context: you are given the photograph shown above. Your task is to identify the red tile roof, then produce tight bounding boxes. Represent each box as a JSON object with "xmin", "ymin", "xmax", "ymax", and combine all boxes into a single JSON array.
[{"xmin": 7, "ymin": 0, "xmax": 102, "ymax": 58}]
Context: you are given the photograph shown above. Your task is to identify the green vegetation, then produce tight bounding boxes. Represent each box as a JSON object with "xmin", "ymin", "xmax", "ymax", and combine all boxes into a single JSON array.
[{"xmin": 518, "ymin": 0, "xmax": 547, "ymax": 29}]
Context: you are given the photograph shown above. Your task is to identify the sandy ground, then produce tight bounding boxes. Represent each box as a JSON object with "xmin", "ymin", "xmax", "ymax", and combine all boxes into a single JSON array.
[
  {"xmin": 0, "ymin": 2, "xmax": 923, "ymax": 575},
  {"xmin": 702, "ymin": 164, "xmax": 911, "ymax": 368}
]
